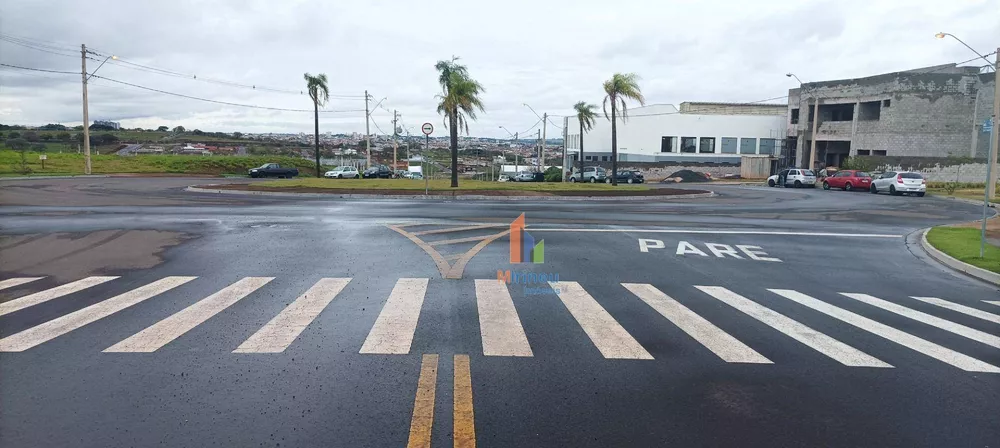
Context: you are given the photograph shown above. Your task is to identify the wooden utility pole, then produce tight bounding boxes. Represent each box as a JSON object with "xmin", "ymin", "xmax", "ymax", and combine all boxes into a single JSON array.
[
  {"xmin": 808, "ymin": 99, "xmax": 819, "ymax": 170},
  {"xmin": 541, "ymin": 112, "xmax": 547, "ymax": 171},
  {"xmin": 81, "ymin": 44, "xmax": 91, "ymax": 174},
  {"xmin": 364, "ymin": 90, "xmax": 371, "ymax": 168},
  {"xmin": 392, "ymin": 109, "xmax": 399, "ymax": 172},
  {"xmin": 987, "ymin": 48, "xmax": 999, "ymax": 200}
]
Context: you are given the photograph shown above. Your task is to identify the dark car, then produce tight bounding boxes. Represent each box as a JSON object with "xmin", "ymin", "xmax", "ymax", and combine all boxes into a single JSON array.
[
  {"xmin": 248, "ymin": 163, "xmax": 299, "ymax": 178},
  {"xmin": 605, "ymin": 170, "xmax": 644, "ymax": 184},
  {"xmin": 362, "ymin": 164, "xmax": 392, "ymax": 179}
]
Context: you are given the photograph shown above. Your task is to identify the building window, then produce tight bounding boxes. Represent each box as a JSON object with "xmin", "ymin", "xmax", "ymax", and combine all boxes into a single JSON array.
[
  {"xmin": 739, "ymin": 138, "xmax": 757, "ymax": 154},
  {"xmin": 859, "ymin": 101, "xmax": 881, "ymax": 121},
  {"xmin": 856, "ymin": 150, "xmax": 870, "ymax": 156},
  {"xmin": 681, "ymin": 137, "xmax": 697, "ymax": 153},
  {"xmin": 759, "ymin": 138, "xmax": 777, "ymax": 155},
  {"xmin": 699, "ymin": 137, "xmax": 716, "ymax": 153},
  {"xmin": 882, "ymin": 99, "xmax": 891, "ymax": 108},
  {"xmin": 872, "ymin": 150, "xmax": 887, "ymax": 156},
  {"xmin": 660, "ymin": 136, "xmax": 676, "ymax": 153},
  {"xmin": 790, "ymin": 109, "xmax": 800, "ymax": 124},
  {"xmin": 601, "ymin": 156, "xmax": 609, "ymax": 161},
  {"xmin": 721, "ymin": 137, "xmax": 738, "ymax": 154}
]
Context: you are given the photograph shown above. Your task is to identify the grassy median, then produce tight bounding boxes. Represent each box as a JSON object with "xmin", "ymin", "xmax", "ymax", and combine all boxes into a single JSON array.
[
  {"xmin": 0, "ymin": 150, "xmax": 327, "ymax": 177},
  {"xmin": 926, "ymin": 226, "xmax": 1000, "ymax": 274},
  {"xmin": 256, "ymin": 178, "xmax": 651, "ymax": 191}
]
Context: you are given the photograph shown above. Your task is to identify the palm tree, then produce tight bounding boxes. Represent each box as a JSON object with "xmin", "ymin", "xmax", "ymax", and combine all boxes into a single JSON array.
[
  {"xmin": 573, "ymin": 101, "xmax": 597, "ymax": 181},
  {"xmin": 303, "ymin": 73, "xmax": 329, "ymax": 178},
  {"xmin": 602, "ymin": 73, "xmax": 645, "ymax": 186},
  {"xmin": 435, "ymin": 57, "xmax": 485, "ymax": 188}
]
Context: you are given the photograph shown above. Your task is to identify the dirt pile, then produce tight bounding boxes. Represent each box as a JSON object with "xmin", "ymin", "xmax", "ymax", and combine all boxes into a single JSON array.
[{"xmin": 661, "ymin": 169, "xmax": 711, "ymax": 183}]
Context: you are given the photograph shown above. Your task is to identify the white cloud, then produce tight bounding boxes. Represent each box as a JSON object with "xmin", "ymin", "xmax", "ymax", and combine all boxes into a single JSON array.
[{"xmin": 0, "ymin": 0, "xmax": 996, "ymax": 137}]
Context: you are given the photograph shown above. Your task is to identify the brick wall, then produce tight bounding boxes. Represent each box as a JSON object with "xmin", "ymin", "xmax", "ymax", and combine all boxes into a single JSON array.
[{"xmin": 584, "ymin": 161, "xmax": 741, "ymax": 181}]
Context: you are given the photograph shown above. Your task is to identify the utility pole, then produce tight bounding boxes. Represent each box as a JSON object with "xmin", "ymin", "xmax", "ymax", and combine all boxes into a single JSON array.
[
  {"xmin": 537, "ymin": 129, "xmax": 542, "ymax": 171},
  {"xmin": 541, "ymin": 113, "xmax": 548, "ymax": 172},
  {"xmin": 364, "ymin": 90, "xmax": 371, "ymax": 168},
  {"xmin": 808, "ymin": 99, "xmax": 819, "ymax": 170},
  {"xmin": 987, "ymin": 48, "xmax": 999, "ymax": 201},
  {"xmin": 392, "ymin": 109, "xmax": 399, "ymax": 172},
  {"xmin": 81, "ymin": 44, "xmax": 91, "ymax": 175}
]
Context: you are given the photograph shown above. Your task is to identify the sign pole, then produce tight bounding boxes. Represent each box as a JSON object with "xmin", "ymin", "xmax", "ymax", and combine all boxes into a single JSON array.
[{"xmin": 421, "ymin": 122, "xmax": 433, "ymax": 195}]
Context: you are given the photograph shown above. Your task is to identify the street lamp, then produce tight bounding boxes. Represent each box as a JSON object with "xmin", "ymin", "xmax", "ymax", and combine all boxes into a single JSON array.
[
  {"xmin": 935, "ymin": 32, "xmax": 994, "ymax": 69},
  {"xmin": 787, "ymin": 73, "xmax": 819, "ymax": 171}
]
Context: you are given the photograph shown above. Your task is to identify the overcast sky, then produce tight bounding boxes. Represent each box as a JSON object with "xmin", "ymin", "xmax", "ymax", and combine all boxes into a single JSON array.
[{"xmin": 0, "ymin": 0, "xmax": 996, "ymax": 138}]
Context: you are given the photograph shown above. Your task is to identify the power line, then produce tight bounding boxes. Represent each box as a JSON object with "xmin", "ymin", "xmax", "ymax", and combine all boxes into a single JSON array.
[
  {"xmin": 518, "ymin": 118, "xmax": 542, "ymax": 135},
  {"xmin": 546, "ymin": 117, "xmax": 563, "ymax": 130},
  {"xmin": 0, "ymin": 36, "xmax": 78, "ymax": 58},
  {"xmin": 0, "ymin": 63, "xmax": 77, "ymax": 75},
  {"xmin": 919, "ymin": 51, "xmax": 998, "ymax": 74}
]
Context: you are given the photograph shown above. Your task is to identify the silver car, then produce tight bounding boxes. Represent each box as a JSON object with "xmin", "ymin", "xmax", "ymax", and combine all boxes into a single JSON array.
[
  {"xmin": 568, "ymin": 166, "xmax": 607, "ymax": 183},
  {"xmin": 767, "ymin": 169, "xmax": 817, "ymax": 188},
  {"xmin": 870, "ymin": 171, "xmax": 925, "ymax": 196},
  {"xmin": 324, "ymin": 166, "xmax": 360, "ymax": 179}
]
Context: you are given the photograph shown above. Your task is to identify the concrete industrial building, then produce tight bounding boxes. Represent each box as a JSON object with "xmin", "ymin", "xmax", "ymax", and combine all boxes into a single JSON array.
[
  {"xmin": 787, "ymin": 64, "xmax": 996, "ymax": 169},
  {"xmin": 563, "ymin": 102, "xmax": 787, "ymax": 164}
]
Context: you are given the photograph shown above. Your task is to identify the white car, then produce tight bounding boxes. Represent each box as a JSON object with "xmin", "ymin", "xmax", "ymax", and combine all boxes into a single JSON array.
[
  {"xmin": 767, "ymin": 169, "xmax": 817, "ymax": 188},
  {"xmin": 324, "ymin": 166, "xmax": 359, "ymax": 179},
  {"xmin": 870, "ymin": 171, "xmax": 925, "ymax": 196}
]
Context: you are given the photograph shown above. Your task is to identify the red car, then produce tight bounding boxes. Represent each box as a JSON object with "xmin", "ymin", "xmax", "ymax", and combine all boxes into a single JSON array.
[{"xmin": 822, "ymin": 170, "xmax": 872, "ymax": 191}]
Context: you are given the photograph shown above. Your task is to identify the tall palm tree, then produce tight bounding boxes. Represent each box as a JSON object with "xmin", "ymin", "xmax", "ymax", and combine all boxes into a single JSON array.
[
  {"xmin": 573, "ymin": 101, "xmax": 597, "ymax": 181},
  {"xmin": 602, "ymin": 73, "xmax": 645, "ymax": 186},
  {"xmin": 435, "ymin": 57, "xmax": 485, "ymax": 188},
  {"xmin": 303, "ymin": 73, "xmax": 329, "ymax": 178}
]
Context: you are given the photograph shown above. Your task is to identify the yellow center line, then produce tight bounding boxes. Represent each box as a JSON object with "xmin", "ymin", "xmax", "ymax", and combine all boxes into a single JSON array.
[
  {"xmin": 453, "ymin": 355, "xmax": 476, "ymax": 448},
  {"xmin": 407, "ymin": 354, "xmax": 439, "ymax": 448}
]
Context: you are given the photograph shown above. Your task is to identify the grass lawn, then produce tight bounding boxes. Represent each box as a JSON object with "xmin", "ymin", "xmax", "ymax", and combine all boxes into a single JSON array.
[
  {"xmin": 926, "ymin": 226, "xmax": 1000, "ymax": 274},
  {"xmin": 256, "ymin": 178, "xmax": 651, "ymax": 191},
  {"xmin": 0, "ymin": 150, "xmax": 328, "ymax": 177},
  {"xmin": 928, "ymin": 185, "xmax": 1000, "ymax": 204}
]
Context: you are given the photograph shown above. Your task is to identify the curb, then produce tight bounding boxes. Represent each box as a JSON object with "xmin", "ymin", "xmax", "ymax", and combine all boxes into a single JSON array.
[
  {"xmin": 919, "ymin": 228, "xmax": 1000, "ymax": 286},
  {"xmin": 0, "ymin": 175, "xmax": 113, "ymax": 181},
  {"xmin": 185, "ymin": 185, "xmax": 717, "ymax": 201}
]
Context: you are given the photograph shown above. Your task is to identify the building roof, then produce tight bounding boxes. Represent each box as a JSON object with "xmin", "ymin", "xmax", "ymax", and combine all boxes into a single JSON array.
[{"xmin": 679, "ymin": 101, "xmax": 786, "ymax": 108}]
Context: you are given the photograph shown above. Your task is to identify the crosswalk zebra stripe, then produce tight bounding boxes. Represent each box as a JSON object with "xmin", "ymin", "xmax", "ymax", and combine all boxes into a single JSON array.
[
  {"xmin": 0, "ymin": 277, "xmax": 45, "ymax": 291},
  {"xmin": 771, "ymin": 289, "xmax": 1000, "ymax": 373},
  {"xmin": 359, "ymin": 278, "xmax": 429, "ymax": 355},
  {"xmin": 697, "ymin": 286, "xmax": 891, "ymax": 368},
  {"xmin": 234, "ymin": 278, "xmax": 351, "ymax": 353},
  {"xmin": 0, "ymin": 277, "xmax": 197, "ymax": 352},
  {"xmin": 910, "ymin": 297, "xmax": 1000, "ymax": 325},
  {"xmin": 474, "ymin": 280, "xmax": 532, "ymax": 357},
  {"xmin": 104, "ymin": 277, "xmax": 274, "ymax": 353},
  {"xmin": 623, "ymin": 283, "xmax": 771, "ymax": 364},
  {"xmin": 550, "ymin": 281, "xmax": 653, "ymax": 360},
  {"xmin": 841, "ymin": 293, "xmax": 1000, "ymax": 349},
  {"xmin": 0, "ymin": 276, "xmax": 119, "ymax": 317}
]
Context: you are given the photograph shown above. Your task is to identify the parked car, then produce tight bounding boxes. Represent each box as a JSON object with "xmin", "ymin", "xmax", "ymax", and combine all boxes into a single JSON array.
[
  {"xmin": 409, "ymin": 172, "xmax": 424, "ymax": 180},
  {"xmin": 605, "ymin": 170, "xmax": 644, "ymax": 184},
  {"xmin": 767, "ymin": 169, "xmax": 816, "ymax": 188},
  {"xmin": 497, "ymin": 174, "xmax": 511, "ymax": 182},
  {"xmin": 870, "ymin": 171, "xmax": 926, "ymax": 196},
  {"xmin": 817, "ymin": 167, "xmax": 839, "ymax": 183},
  {"xmin": 362, "ymin": 164, "xmax": 392, "ymax": 179},
  {"xmin": 515, "ymin": 171, "xmax": 545, "ymax": 182},
  {"xmin": 822, "ymin": 170, "xmax": 871, "ymax": 191},
  {"xmin": 568, "ymin": 166, "xmax": 607, "ymax": 183},
  {"xmin": 248, "ymin": 163, "xmax": 299, "ymax": 178},
  {"xmin": 324, "ymin": 166, "xmax": 360, "ymax": 179}
]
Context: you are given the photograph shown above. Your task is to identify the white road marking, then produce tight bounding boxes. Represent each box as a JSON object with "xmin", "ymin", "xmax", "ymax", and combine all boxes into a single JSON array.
[
  {"xmin": 474, "ymin": 280, "xmax": 533, "ymax": 357},
  {"xmin": 0, "ymin": 276, "xmax": 119, "ymax": 317},
  {"xmin": 0, "ymin": 277, "xmax": 196, "ymax": 352},
  {"xmin": 549, "ymin": 281, "xmax": 653, "ymax": 360},
  {"xmin": 771, "ymin": 289, "xmax": 1000, "ymax": 373},
  {"xmin": 623, "ymin": 283, "xmax": 771, "ymax": 364},
  {"xmin": 234, "ymin": 278, "xmax": 351, "ymax": 353},
  {"xmin": 697, "ymin": 286, "xmax": 890, "ymax": 368},
  {"xmin": 359, "ymin": 278, "xmax": 429, "ymax": 355},
  {"xmin": 0, "ymin": 277, "xmax": 45, "ymax": 291},
  {"xmin": 528, "ymin": 229, "xmax": 902, "ymax": 238},
  {"xmin": 910, "ymin": 297, "xmax": 1000, "ymax": 325},
  {"xmin": 983, "ymin": 301, "xmax": 1000, "ymax": 308},
  {"xmin": 104, "ymin": 277, "xmax": 274, "ymax": 353},
  {"xmin": 841, "ymin": 293, "xmax": 1000, "ymax": 349}
]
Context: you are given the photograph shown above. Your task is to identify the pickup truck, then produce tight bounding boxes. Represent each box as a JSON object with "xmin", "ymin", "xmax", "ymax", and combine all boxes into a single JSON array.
[{"xmin": 248, "ymin": 163, "xmax": 299, "ymax": 178}]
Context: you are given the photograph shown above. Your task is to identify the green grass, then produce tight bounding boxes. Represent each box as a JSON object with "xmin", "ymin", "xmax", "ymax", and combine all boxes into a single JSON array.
[
  {"xmin": 927, "ymin": 186, "xmax": 1000, "ymax": 204},
  {"xmin": 257, "ymin": 178, "xmax": 651, "ymax": 191},
  {"xmin": 926, "ymin": 227, "xmax": 1000, "ymax": 274},
  {"xmin": 0, "ymin": 150, "xmax": 328, "ymax": 177}
]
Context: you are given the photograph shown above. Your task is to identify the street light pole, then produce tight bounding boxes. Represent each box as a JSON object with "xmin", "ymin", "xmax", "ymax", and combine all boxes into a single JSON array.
[
  {"xmin": 81, "ymin": 44, "xmax": 91, "ymax": 175},
  {"xmin": 981, "ymin": 48, "xmax": 999, "ymax": 257}
]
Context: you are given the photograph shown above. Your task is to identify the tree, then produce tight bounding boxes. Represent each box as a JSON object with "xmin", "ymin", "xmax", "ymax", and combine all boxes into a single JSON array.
[
  {"xmin": 303, "ymin": 72, "xmax": 329, "ymax": 178},
  {"xmin": 602, "ymin": 73, "xmax": 645, "ymax": 186},
  {"xmin": 40, "ymin": 123, "xmax": 67, "ymax": 131},
  {"xmin": 89, "ymin": 123, "xmax": 115, "ymax": 131},
  {"xmin": 72, "ymin": 125, "xmax": 83, "ymax": 131},
  {"xmin": 435, "ymin": 57, "xmax": 485, "ymax": 188},
  {"xmin": 573, "ymin": 101, "xmax": 598, "ymax": 180},
  {"xmin": 192, "ymin": 129, "xmax": 204, "ymax": 135},
  {"xmin": 233, "ymin": 131, "xmax": 243, "ymax": 139},
  {"xmin": 56, "ymin": 131, "xmax": 71, "ymax": 141},
  {"xmin": 40, "ymin": 134, "xmax": 53, "ymax": 141},
  {"xmin": 5, "ymin": 138, "xmax": 29, "ymax": 151},
  {"xmin": 8, "ymin": 131, "xmax": 20, "ymax": 139},
  {"xmin": 172, "ymin": 126, "xmax": 185, "ymax": 133},
  {"xmin": 23, "ymin": 131, "xmax": 39, "ymax": 142},
  {"xmin": 156, "ymin": 126, "xmax": 169, "ymax": 132}
]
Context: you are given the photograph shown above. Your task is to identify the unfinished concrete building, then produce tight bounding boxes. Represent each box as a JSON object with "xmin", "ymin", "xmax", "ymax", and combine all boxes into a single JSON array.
[{"xmin": 786, "ymin": 64, "xmax": 996, "ymax": 169}]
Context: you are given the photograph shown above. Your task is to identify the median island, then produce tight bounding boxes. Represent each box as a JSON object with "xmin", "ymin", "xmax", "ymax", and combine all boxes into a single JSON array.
[{"xmin": 200, "ymin": 178, "xmax": 708, "ymax": 197}]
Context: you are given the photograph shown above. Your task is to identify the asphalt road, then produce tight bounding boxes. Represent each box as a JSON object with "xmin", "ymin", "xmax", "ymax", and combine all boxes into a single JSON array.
[{"xmin": 1, "ymin": 177, "xmax": 998, "ymax": 447}]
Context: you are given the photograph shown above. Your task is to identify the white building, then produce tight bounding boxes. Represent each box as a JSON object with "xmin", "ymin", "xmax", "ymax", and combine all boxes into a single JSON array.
[{"xmin": 564, "ymin": 102, "xmax": 787, "ymax": 164}]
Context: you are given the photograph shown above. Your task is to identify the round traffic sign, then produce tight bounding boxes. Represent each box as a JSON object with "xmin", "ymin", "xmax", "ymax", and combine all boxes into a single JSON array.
[{"xmin": 421, "ymin": 122, "xmax": 433, "ymax": 135}]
